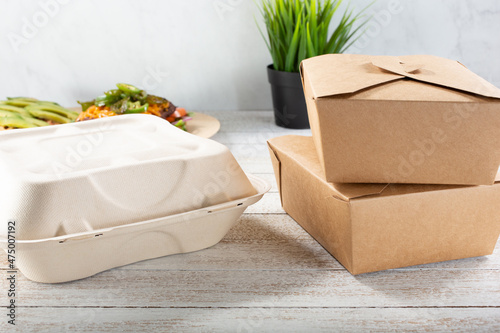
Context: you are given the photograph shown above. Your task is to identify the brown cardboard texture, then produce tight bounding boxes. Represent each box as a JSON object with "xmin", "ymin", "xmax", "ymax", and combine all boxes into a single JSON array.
[
  {"xmin": 300, "ymin": 54, "xmax": 500, "ymax": 185},
  {"xmin": 268, "ymin": 135, "xmax": 500, "ymax": 275}
]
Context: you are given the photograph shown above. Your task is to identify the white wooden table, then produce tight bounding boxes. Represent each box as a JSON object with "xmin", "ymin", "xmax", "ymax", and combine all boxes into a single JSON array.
[{"xmin": 2, "ymin": 110, "xmax": 500, "ymax": 332}]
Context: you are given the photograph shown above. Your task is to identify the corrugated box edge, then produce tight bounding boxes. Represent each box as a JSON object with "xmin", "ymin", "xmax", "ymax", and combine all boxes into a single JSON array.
[{"xmin": 267, "ymin": 139, "xmax": 355, "ymax": 272}]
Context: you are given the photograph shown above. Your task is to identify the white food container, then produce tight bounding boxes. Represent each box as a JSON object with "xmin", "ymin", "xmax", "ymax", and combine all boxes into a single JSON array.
[{"xmin": 0, "ymin": 115, "xmax": 269, "ymax": 283}]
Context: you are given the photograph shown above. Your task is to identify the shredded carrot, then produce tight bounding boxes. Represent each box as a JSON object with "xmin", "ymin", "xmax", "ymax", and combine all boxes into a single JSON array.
[
  {"xmin": 145, "ymin": 103, "xmax": 163, "ymax": 117},
  {"xmin": 76, "ymin": 102, "xmax": 187, "ymax": 127},
  {"xmin": 76, "ymin": 105, "xmax": 117, "ymax": 121}
]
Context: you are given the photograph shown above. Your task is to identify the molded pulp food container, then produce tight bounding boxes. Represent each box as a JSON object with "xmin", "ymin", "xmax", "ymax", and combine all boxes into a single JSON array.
[
  {"xmin": 0, "ymin": 115, "xmax": 269, "ymax": 283},
  {"xmin": 300, "ymin": 54, "xmax": 500, "ymax": 185}
]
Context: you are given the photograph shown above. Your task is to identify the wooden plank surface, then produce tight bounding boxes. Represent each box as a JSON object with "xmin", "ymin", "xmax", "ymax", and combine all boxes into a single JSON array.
[
  {"xmin": 1, "ymin": 110, "xmax": 499, "ymax": 332},
  {"xmin": 2, "ymin": 214, "xmax": 500, "ymax": 271},
  {"xmin": 9, "ymin": 308, "xmax": 500, "ymax": 333},
  {"xmin": 3, "ymin": 268, "xmax": 500, "ymax": 308}
]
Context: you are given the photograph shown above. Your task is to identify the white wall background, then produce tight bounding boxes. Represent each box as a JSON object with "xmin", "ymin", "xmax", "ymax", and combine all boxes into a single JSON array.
[{"xmin": 1, "ymin": 0, "xmax": 499, "ymax": 111}]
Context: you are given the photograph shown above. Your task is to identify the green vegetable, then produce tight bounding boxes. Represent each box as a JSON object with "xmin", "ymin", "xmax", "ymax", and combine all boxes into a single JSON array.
[
  {"xmin": 145, "ymin": 94, "xmax": 168, "ymax": 105},
  {"xmin": 110, "ymin": 97, "xmax": 130, "ymax": 114},
  {"xmin": 116, "ymin": 83, "xmax": 142, "ymax": 95},
  {"xmin": 0, "ymin": 97, "xmax": 78, "ymax": 129},
  {"xmin": 7, "ymin": 97, "xmax": 38, "ymax": 102},
  {"xmin": 101, "ymin": 90, "xmax": 123, "ymax": 106},
  {"xmin": 173, "ymin": 119, "xmax": 187, "ymax": 131},
  {"xmin": 26, "ymin": 104, "xmax": 79, "ymax": 121},
  {"xmin": 95, "ymin": 90, "xmax": 123, "ymax": 107},
  {"xmin": 124, "ymin": 103, "xmax": 149, "ymax": 114},
  {"xmin": 38, "ymin": 101, "xmax": 61, "ymax": 106},
  {"xmin": 77, "ymin": 100, "xmax": 95, "ymax": 112},
  {"xmin": 257, "ymin": 0, "xmax": 372, "ymax": 72},
  {"xmin": 79, "ymin": 83, "xmax": 149, "ymax": 114},
  {"xmin": 95, "ymin": 95, "xmax": 110, "ymax": 107},
  {"xmin": 0, "ymin": 110, "xmax": 19, "ymax": 118},
  {"xmin": 75, "ymin": 83, "xmax": 190, "ymax": 131},
  {"xmin": 3, "ymin": 99, "xmax": 36, "ymax": 107},
  {"xmin": 34, "ymin": 104, "xmax": 78, "ymax": 121},
  {"xmin": 134, "ymin": 90, "xmax": 148, "ymax": 103},
  {"xmin": 105, "ymin": 89, "xmax": 122, "ymax": 98},
  {"xmin": 0, "ymin": 116, "xmax": 38, "ymax": 129},
  {"xmin": 0, "ymin": 107, "xmax": 48, "ymax": 127},
  {"xmin": 0, "ymin": 104, "xmax": 31, "ymax": 117},
  {"xmin": 26, "ymin": 107, "xmax": 72, "ymax": 124},
  {"xmin": 24, "ymin": 117, "xmax": 50, "ymax": 127}
]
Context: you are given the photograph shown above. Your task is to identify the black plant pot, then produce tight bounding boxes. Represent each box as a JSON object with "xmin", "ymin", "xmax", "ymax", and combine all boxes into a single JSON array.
[{"xmin": 267, "ymin": 64, "xmax": 310, "ymax": 129}]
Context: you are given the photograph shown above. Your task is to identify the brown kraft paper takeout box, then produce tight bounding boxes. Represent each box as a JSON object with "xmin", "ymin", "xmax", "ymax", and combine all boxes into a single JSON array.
[
  {"xmin": 300, "ymin": 54, "xmax": 500, "ymax": 185},
  {"xmin": 268, "ymin": 135, "xmax": 500, "ymax": 275}
]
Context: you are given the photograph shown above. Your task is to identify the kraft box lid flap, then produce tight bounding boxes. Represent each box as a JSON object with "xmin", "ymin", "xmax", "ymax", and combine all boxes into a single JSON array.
[{"xmin": 301, "ymin": 54, "xmax": 500, "ymax": 100}]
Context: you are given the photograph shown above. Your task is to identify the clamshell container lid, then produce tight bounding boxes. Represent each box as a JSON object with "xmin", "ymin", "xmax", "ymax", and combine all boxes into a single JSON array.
[{"xmin": 0, "ymin": 115, "xmax": 257, "ymax": 240}]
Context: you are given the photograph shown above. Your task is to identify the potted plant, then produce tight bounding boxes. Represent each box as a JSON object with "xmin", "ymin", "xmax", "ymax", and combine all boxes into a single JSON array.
[{"xmin": 258, "ymin": 0, "xmax": 370, "ymax": 129}]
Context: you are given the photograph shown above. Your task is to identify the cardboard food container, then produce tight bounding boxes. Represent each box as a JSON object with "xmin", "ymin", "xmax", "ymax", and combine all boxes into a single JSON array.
[
  {"xmin": 0, "ymin": 115, "xmax": 270, "ymax": 283},
  {"xmin": 300, "ymin": 54, "xmax": 500, "ymax": 185},
  {"xmin": 268, "ymin": 135, "xmax": 500, "ymax": 275}
]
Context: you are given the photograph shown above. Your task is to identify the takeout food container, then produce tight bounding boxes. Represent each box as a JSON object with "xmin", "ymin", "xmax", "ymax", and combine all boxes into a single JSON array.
[
  {"xmin": 1, "ymin": 175, "xmax": 268, "ymax": 283},
  {"xmin": 268, "ymin": 135, "xmax": 500, "ymax": 275},
  {"xmin": 300, "ymin": 54, "xmax": 500, "ymax": 185},
  {"xmin": 0, "ymin": 115, "xmax": 269, "ymax": 283}
]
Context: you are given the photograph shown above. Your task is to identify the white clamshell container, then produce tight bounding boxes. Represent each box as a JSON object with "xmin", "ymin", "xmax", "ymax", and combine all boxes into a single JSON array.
[{"xmin": 0, "ymin": 115, "xmax": 269, "ymax": 283}]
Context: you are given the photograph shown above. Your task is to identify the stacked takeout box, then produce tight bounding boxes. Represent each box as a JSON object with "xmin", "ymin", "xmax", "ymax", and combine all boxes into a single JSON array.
[{"xmin": 268, "ymin": 54, "xmax": 500, "ymax": 274}]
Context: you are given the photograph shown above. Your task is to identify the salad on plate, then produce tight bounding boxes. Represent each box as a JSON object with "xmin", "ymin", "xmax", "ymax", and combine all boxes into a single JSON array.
[{"xmin": 77, "ymin": 83, "xmax": 192, "ymax": 130}]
